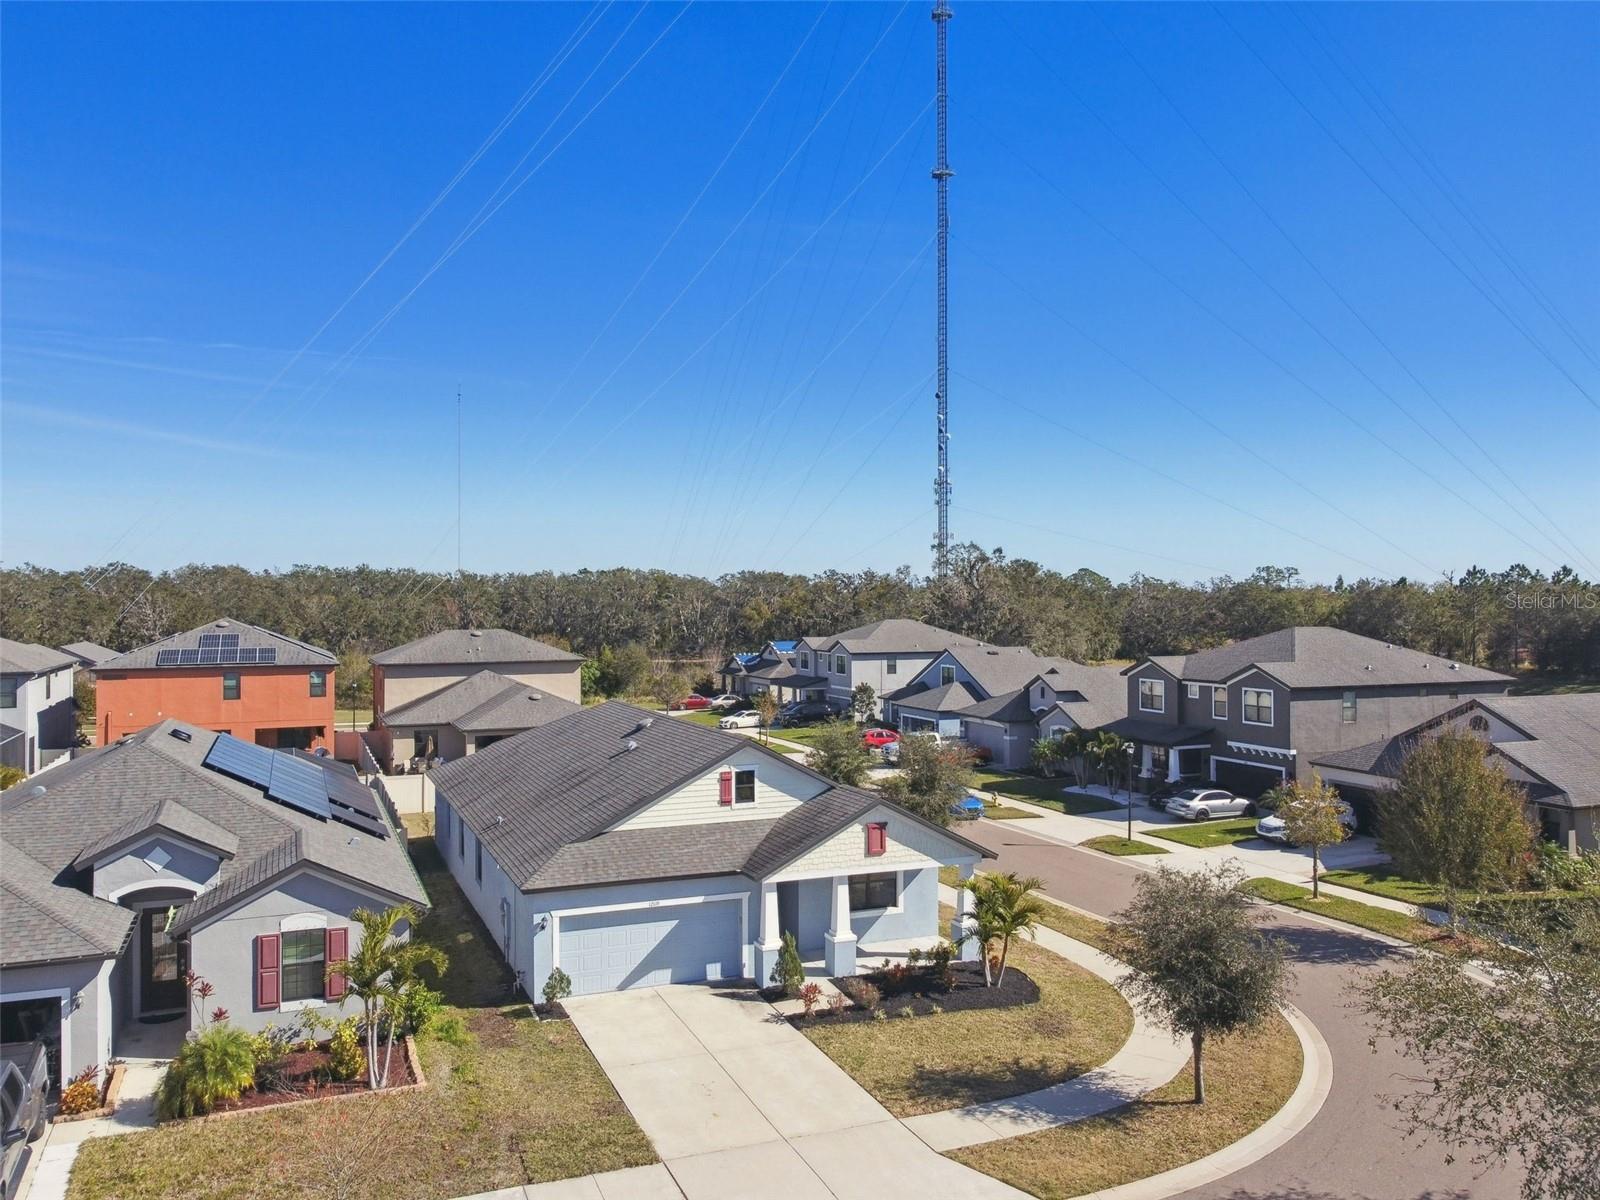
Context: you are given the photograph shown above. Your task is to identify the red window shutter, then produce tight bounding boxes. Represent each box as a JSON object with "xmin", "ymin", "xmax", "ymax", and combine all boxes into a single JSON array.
[
  {"xmin": 256, "ymin": 933, "xmax": 281, "ymax": 1010},
  {"xmin": 718, "ymin": 769, "xmax": 734, "ymax": 806},
  {"xmin": 325, "ymin": 927, "xmax": 349, "ymax": 1000},
  {"xmin": 866, "ymin": 822, "xmax": 887, "ymax": 857}
]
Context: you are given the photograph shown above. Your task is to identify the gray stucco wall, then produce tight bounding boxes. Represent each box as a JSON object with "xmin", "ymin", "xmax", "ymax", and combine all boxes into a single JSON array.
[
  {"xmin": 1, "ymin": 666, "xmax": 76, "ymax": 772},
  {"xmin": 92, "ymin": 836, "xmax": 222, "ymax": 901},
  {"xmin": 1289, "ymin": 681, "xmax": 1509, "ymax": 763},
  {"xmin": 1, "ymin": 957, "xmax": 114, "ymax": 1087}
]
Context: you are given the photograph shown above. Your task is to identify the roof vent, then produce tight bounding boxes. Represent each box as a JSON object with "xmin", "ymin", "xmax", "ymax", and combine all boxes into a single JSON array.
[
  {"xmin": 624, "ymin": 739, "xmax": 639, "ymax": 752},
  {"xmin": 638, "ymin": 717, "xmax": 654, "ymax": 730},
  {"xmin": 468, "ymin": 629, "xmax": 483, "ymax": 638},
  {"xmin": 528, "ymin": 691, "xmax": 542, "ymax": 701},
  {"xmin": 26, "ymin": 785, "xmax": 46, "ymax": 799},
  {"xmin": 216, "ymin": 620, "xmax": 231, "ymax": 628},
  {"xmin": 1422, "ymin": 663, "xmax": 1430, "ymax": 670},
  {"xmin": 1450, "ymin": 662, "xmax": 1460, "ymax": 671},
  {"xmin": 1364, "ymin": 664, "xmax": 1373, "ymax": 671},
  {"xmin": 494, "ymin": 814, "xmax": 505, "ymax": 826},
  {"xmin": 169, "ymin": 728, "xmax": 193, "ymax": 743}
]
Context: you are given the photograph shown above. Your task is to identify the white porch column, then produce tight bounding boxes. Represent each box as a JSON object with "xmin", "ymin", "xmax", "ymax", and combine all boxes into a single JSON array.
[
  {"xmin": 1139, "ymin": 743, "xmax": 1154, "ymax": 780},
  {"xmin": 952, "ymin": 862, "xmax": 980, "ymax": 962},
  {"xmin": 1167, "ymin": 750, "xmax": 1183, "ymax": 783},
  {"xmin": 824, "ymin": 875, "xmax": 857, "ymax": 976},
  {"xmin": 755, "ymin": 880, "xmax": 781, "ymax": 985}
]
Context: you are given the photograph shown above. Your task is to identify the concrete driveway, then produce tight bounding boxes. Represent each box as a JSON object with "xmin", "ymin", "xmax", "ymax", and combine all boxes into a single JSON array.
[{"xmin": 562, "ymin": 986, "xmax": 1027, "ymax": 1200}]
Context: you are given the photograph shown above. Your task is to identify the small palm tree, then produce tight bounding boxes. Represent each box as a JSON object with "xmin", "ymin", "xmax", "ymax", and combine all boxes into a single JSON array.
[
  {"xmin": 1057, "ymin": 729, "xmax": 1087, "ymax": 788},
  {"xmin": 338, "ymin": 905, "xmax": 447, "ymax": 1089},
  {"xmin": 959, "ymin": 872, "xmax": 1049, "ymax": 987},
  {"xmin": 1030, "ymin": 736, "xmax": 1062, "ymax": 777}
]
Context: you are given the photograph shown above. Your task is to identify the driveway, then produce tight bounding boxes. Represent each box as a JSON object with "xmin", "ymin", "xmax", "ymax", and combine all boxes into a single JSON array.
[
  {"xmin": 562, "ymin": 985, "xmax": 1027, "ymax": 1200},
  {"xmin": 964, "ymin": 819, "xmax": 1525, "ymax": 1200}
]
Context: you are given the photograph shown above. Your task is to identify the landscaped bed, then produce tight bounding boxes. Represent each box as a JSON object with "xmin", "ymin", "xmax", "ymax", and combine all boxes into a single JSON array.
[
  {"xmin": 800, "ymin": 924, "xmax": 1131, "ymax": 1117},
  {"xmin": 67, "ymin": 826, "xmax": 654, "ymax": 1200},
  {"xmin": 1144, "ymin": 817, "xmax": 1261, "ymax": 849},
  {"xmin": 949, "ymin": 1010, "xmax": 1302, "ymax": 1199}
]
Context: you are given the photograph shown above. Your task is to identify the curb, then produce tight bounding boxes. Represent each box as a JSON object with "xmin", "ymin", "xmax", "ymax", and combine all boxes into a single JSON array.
[{"xmin": 1069, "ymin": 1001, "xmax": 1333, "ymax": 1200}]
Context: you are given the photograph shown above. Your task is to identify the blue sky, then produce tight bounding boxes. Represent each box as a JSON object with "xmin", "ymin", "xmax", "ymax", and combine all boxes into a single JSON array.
[{"xmin": 4, "ymin": 1, "xmax": 1596, "ymax": 584}]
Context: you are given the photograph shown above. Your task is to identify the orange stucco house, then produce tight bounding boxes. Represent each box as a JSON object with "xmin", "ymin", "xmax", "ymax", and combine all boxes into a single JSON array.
[{"xmin": 93, "ymin": 618, "xmax": 337, "ymax": 751}]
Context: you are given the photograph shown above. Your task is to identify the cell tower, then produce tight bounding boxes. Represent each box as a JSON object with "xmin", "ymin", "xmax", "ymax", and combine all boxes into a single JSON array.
[{"xmin": 932, "ymin": 2, "xmax": 953, "ymax": 577}]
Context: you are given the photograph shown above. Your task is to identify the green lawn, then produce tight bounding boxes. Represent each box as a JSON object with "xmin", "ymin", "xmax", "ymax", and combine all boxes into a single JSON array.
[
  {"xmin": 983, "ymin": 803, "xmax": 1042, "ymax": 820},
  {"xmin": 802, "ymin": 917, "xmax": 1131, "ymax": 1117},
  {"xmin": 1081, "ymin": 835, "xmax": 1169, "ymax": 857},
  {"xmin": 1241, "ymin": 877, "xmax": 1441, "ymax": 944},
  {"xmin": 68, "ymin": 829, "xmax": 654, "ymax": 1200},
  {"xmin": 951, "ymin": 1012, "xmax": 1302, "ymax": 1199},
  {"xmin": 334, "ymin": 707, "xmax": 374, "ymax": 731},
  {"xmin": 1508, "ymin": 671, "xmax": 1600, "ymax": 696},
  {"xmin": 1320, "ymin": 865, "xmax": 1600, "ymax": 909},
  {"xmin": 1145, "ymin": 817, "xmax": 1261, "ymax": 849},
  {"xmin": 971, "ymin": 770, "xmax": 1121, "ymax": 815},
  {"xmin": 940, "ymin": 867, "xmax": 1116, "ymax": 952}
]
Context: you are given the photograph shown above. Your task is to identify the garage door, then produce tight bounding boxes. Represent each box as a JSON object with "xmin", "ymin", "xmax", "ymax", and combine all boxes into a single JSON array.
[
  {"xmin": 1211, "ymin": 759, "xmax": 1286, "ymax": 799},
  {"xmin": 560, "ymin": 900, "xmax": 744, "ymax": 995}
]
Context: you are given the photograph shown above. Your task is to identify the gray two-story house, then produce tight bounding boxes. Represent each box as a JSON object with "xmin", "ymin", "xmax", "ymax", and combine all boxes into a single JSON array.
[
  {"xmin": 1106, "ymin": 627, "xmax": 1513, "ymax": 800},
  {"xmin": 796, "ymin": 620, "xmax": 979, "ymax": 718}
]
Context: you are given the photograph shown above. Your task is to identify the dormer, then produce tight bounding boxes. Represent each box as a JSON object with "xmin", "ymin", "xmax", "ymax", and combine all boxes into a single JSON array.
[{"xmin": 74, "ymin": 800, "xmax": 236, "ymax": 901}]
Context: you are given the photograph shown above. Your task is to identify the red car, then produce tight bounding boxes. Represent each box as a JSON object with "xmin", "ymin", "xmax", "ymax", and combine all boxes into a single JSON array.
[
  {"xmin": 862, "ymin": 728, "xmax": 900, "ymax": 749},
  {"xmin": 676, "ymin": 695, "xmax": 711, "ymax": 711}
]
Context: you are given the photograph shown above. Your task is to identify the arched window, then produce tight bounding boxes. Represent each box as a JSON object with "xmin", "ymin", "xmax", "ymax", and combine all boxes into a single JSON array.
[{"xmin": 1468, "ymin": 715, "xmax": 1490, "ymax": 733}]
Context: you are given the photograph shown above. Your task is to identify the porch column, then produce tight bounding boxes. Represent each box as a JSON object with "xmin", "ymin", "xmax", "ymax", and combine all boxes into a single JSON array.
[
  {"xmin": 1139, "ymin": 743, "xmax": 1154, "ymax": 780},
  {"xmin": 951, "ymin": 862, "xmax": 980, "ymax": 962},
  {"xmin": 824, "ymin": 875, "xmax": 857, "ymax": 976},
  {"xmin": 1167, "ymin": 749, "xmax": 1183, "ymax": 783},
  {"xmin": 756, "ymin": 881, "xmax": 781, "ymax": 986}
]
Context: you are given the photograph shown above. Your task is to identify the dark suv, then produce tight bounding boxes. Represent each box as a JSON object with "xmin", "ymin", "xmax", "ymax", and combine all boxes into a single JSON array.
[{"xmin": 775, "ymin": 700, "xmax": 840, "ymax": 727}]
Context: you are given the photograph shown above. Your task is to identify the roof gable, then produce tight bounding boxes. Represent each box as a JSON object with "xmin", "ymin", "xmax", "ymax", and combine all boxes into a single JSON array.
[
  {"xmin": 371, "ymin": 628, "xmax": 580, "ymax": 666},
  {"xmin": 96, "ymin": 619, "xmax": 335, "ymax": 670}
]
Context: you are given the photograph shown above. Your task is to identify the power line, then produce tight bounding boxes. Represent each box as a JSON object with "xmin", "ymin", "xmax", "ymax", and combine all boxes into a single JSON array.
[{"xmin": 954, "ymin": 505, "xmax": 1226, "ymax": 576}]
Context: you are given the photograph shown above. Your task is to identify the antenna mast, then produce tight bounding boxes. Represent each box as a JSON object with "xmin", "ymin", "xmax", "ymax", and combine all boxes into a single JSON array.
[{"xmin": 932, "ymin": 2, "xmax": 953, "ymax": 578}]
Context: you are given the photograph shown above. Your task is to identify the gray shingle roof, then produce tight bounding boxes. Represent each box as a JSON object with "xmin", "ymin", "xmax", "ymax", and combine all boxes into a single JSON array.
[
  {"xmin": 58, "ymin": 641, "xmax": 120, "ymax": 667},
  {"xmin": 381, "ymin": 669, "xmax": 580, "ymax": 734},
  {"xmin": 803, "ymin": 619, "xmax": 979, "ymax": 655},
  {"xmin": 527, "ymin": 820, "xmax": 783, "ymax": 891},
  {"xmin": 956, "ymin": 688, "xmax": 1039, "ymax": 724},
  {"xmin": 0, "ymin": 841, "xmax": 135, "ymax": 969},
  {"xmin": 73, "ymin": 798, "xmax": 239, "ymax": 867},
  {"xmin": 884, "ymin": 680, "xmax": 981, "ymax": 713},
  {"xmin": 1099, "ymin": 717, "xmax": 1215, "ymax": 747},
  {"xmin": 1, "ymin": 638, "xmax": 76, "ymax": 677},
  {"xmin": 1, "ymin": 719, "xmax": 427, "ymax": 959},
  {"xmin": 371, "ymin": 628, "xmax": 581, "ymax": 666},
  {"xmin": 96, "ymin": 619, "xmax": 336, "ymax": 670},
  {"xmin": 1131, "ymin": 627, "xmax": 1510, "ymax": 689},
  {"xmin": 1031, "ymin": 661, "xmax": 1127, "ymax": 729}
]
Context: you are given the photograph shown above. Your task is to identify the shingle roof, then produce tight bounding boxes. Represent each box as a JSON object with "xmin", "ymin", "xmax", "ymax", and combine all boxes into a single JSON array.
[
  {"xmin": 96, "ymin": 619, "xmax": 335, "ymax": 670},
  {"xmin": 371, "ymin": 628, "xmax": 580, "ymax": 666},
  {"xmin": 527, "ymin": 821, "xmax": 783, "ymax": 891},
  {"xmin": 742, "ymin": 785, "xmax": 992, "ymax": 879},
  {"xmin": 1, "ymin": 638, "xmax": 76, "ymax": 676},
  {"xmin": 803, "ymin": 619, "xmax": 979, "ymax": 655},
  {"xmin": 1130, "ymin": 627, "xmax": 1511, "ymax": 689},
  {"xmin": 0, "ymin": 720, "xmax": 427, "ymax": 959},
  {"xmin": 1031, "ymin": 661, "xmax": 1127, "ymax": 729},
  {"xmin": 884, "ymin": 680, "xmax": 982, "ymax": 713},
  {"xmin": 0, "ymin": 841, "xmax": 135, "ymax": 968},
  {"xmin": 1099, "ymin": 717, "xmax": 1215, "ymax": 747},
  {"xmin": 58, "ymin": 641, "xmax": 119, "ymax": 667},
  {"xmin": 381, "ymin": 669, "xmax": 580, "ymax": 733},
  {"xmin": 73, "ymin": 798, "xmax": 239, "ymax": 867},
  {"xmin": 957, "ymin": 689, "xmax": 1039, "ymax": 724}
]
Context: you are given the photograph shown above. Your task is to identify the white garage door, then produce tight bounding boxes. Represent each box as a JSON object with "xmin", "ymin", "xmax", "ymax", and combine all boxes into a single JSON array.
[{"xmin": 560, "ymin": 900, "xmax": 744, "ymax": 995}]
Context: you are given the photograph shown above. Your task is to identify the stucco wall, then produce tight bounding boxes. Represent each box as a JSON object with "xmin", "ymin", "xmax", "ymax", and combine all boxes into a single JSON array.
[
  {"xmin": 375, "ymin": 660, "xmax": 582, "ymax": 712},
  {"xmin": 92, "ymin": 836, "xmax": 222, "ymax": 901},
  {"xmin": 779, "ymin": 804, "xmax": 979, "ymax": 877},
  {"xmin": 95, "ymin": 666, "xmax": 335, "ymax": 750},
  {"xmin": 1289, "ymin": 681, "xmax": 1508, "ymax": 763},
  {"xmin": 1, "ymin": 958, "xmax": 114, "ymax": 1087},
  {"xmin": 1, "ymin": 666, "xmax": 76, "ymax": 772}
]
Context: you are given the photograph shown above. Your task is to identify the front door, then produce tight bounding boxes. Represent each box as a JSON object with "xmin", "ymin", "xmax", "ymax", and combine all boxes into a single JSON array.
[{"xmin": 139, "ymin": 908, "xmax": 186, "ymax": 1015}]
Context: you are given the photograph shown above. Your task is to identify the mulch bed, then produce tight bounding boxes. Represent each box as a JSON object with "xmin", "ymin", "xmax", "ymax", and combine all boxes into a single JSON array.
[
  {"xmin": 211, "ymin": 1041, "xmax": 418, "ymax": 1114},
  {"xmin": 778, "ymin": 961, "xmax": 1041, "ymax": 1026}
]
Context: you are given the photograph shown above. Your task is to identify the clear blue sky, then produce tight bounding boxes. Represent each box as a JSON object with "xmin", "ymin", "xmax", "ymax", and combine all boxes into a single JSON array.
[{"xmin": 4, "ymin": 1, "xmax": 1596, "ymax": 584}]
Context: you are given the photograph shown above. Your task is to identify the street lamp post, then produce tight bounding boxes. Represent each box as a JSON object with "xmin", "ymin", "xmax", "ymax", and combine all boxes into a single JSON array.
[{"xmin": 1125, "ymin": 743, "xmax": 1137, "ymax": 842}]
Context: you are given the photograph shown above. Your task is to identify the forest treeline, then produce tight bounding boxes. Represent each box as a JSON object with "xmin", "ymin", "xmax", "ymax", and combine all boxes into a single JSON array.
[{"xmin": 3, "ymin": 545, "xmax": 1596, "ymax": 676}]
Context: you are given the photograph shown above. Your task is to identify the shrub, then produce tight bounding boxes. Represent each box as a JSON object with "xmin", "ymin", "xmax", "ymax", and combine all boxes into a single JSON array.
[
  {"xmin": 327, "ymin": 1020, "xmax": 364, "ymax": 1082},
  {"xmin": 770, "ymin": 931, "xmax": 805, "ymax": 997},
  {"xmin": 826, "ymin": 992, "xmax": 849, "ymax": 1017},
  {"xmin": 870, "ymin": 1008, "xmax": 888, "ymax": 1022},
  {"xmin": 852, "ymin": 980, "xmax": 881, "ymax": 1011},
  {"xmin": 57, "ymin": 1065, "xmax": 102, "ymax": 1116},
  {"xmin": 1528, "ymin": 842, "xmax": 1599, "ymax": 891},
  {"xmin": 798, "ymin": 982, "xmax": 823, "ymax": 1018},
  {"xmin": 157, "ymin": 1025, "xmax": 256, "ymax": 1119},
  {"xmin": 896, "ymin": 1006, "xmax": 914, "ymax": 1019},
  {"xmin": 389, "ymin": 982, "xmax": 443, "ymax": 1036},
  {"xmin": 927, "ymin": 941, "xmax": 955, "ymax": 991},
  {"xmin": 543, "ymin": 967, "xmax": 573, "ymax": 1008}
]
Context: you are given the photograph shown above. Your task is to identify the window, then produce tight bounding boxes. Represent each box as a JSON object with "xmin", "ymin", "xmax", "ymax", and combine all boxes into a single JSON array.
[
  {"xmin": 458, "ymin": 819, "xmax": 466, "ymax": 861},
  {"xmin": 281, "ymin": 929, "xmax": 326, "ymax": 1003},
  {"xmin": 940, "ymin": 665, "xmax": 956, "ymax": 686},
  {"xmin": 1341, "ymin": 690, "xmax": 1357, "ymax": 723},
  {"xmin": 222, "ymin": 672, "xmax": 241, "ymax": 701},
  {"xmin": 45, "ymin": 674, "xmax": 52, "ymax": 700},
  {"xmin": 0, "ymin": 677, "xmax": 16, "ymax": 709},
  {"xmin": 849, "ymin": 872, "xmax": 898, "ymax": 912},
  {"xmin": 886, "ymin": 656, "xmax": 897, "ymax": 675},
  {"xmin": 309, "ymin": 670, "xmax": 327, "ymax": 698},
  {"xmin": 834, "ymin": 654, "xmax": 846, "ymax": 675},
  {"xmin": 799, "ymin": 653, "xmax": 809, "ymax": 670},
  {"xmin": 1469, "ymin": 714, "xmax": 1490, "ymax": 733},
  {"xmin": 1138, "ymin": 678, "xmax": 1165, "ymax": 713},
  {"xmin": 499, "ymin": 898, "xmax": 512, "ymax": 950},
  {"xmin": 1242, "ymin": 687, "xmax": 1274, "ymax": 725},
  {"xmin": 1212, "ymin": 687, "xmax": 1227, "ymax": 720},
  {"xmin": 1187, "ymin": 683, "xmax": 1199, "ymax": 700},
  {"xmin": 734, "ymin": 767, "xmax": 756, "ymax": 804},
  {"xmin": 1038, "ymin": 685, "xmax": 1046, "ymax": 701},
  {"xmin": 475, "ymin": 839, "xmax": 483, "ymax": 883}
]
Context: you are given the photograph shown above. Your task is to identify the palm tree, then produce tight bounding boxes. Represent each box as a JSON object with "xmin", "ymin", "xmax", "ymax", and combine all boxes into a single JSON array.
[
  {"xmin": 1087, "ymin": 731, "xmax": 1129, "ymax": 797},
  {"xmin": 1030, "ymin": 736, "xmax": 1062, "ymax": 777},
  {"xmin": 336, "ymin": 905, "xmax": 447, "ymax": 1089},
  {"xmin": 1057, "ymin": 729, "xmax": 1087, "ymax": 788},
  {"xmin": 958, "ymin": 872, "xmax": 1049, "ymax": 987}
]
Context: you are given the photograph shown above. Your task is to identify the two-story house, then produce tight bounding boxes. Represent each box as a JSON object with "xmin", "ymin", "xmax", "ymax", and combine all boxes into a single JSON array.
[
  {"xmin": 1, "ymin": 639, "xmax": 78, "ymax": 775},
  {"xmin": 94, "ymin": 619, "xmax": 338, "ymax": 752},
  {"xmin": 796, "ymin": 619, "xmax": 979, "ymax": 717},
  {"xmin": 715, "ymin": 640, "xmax": 829, "ymax": 705},
  {"xmin": 430, "ymin": 701, "xmax": 991, "ymax": 998},
  {"xmin": 1108, "ymin": 627, "xmax": 1513, "ymax": 799}
]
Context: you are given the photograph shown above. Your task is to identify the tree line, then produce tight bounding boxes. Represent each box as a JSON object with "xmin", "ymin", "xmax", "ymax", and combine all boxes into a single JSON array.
[{"xmin": 3, "ymin": 545, "xmax": 1595, "ymax": 675}]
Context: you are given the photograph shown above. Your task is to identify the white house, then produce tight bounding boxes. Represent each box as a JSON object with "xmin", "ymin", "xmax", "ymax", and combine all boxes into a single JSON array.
[{"xmin": 1, "ymin": 638, "xmax": 78, "ymax": 775}]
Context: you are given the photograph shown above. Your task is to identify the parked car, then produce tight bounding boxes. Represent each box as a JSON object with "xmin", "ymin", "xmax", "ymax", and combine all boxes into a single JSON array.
[
  {"xmin": 861, "ymin": 728, "xmax": 900, "ymax": 749},
  {"xmin": 882, "ymin": 730, "xmax": 944, "ymax": 764},
  {"xmin": 1255, "ymin": 801, "xmax": 1357, "ymax": 844},
  {"xmin": 1, "ymin": 1038, "xmax": 49, "ymax": 1200},
  {"xmin": 675, "ymin": 695, "xmax": 712, "ymax": 711},
  {"xmin": 718, "ymin": 710, "xmax": 763, "ymax": 730},
  {"xmin": 1164, "ymin": 787, "xmax": 1252, "ymax": 821},
  {"xmin": 708, "ymin": 694, "xmax": 745, "ymax": 711},
  {"xmin": 950, "ymin": 794, "xmax": 987, "ymax": 821},
  {"xmin": 774, "ymin": 700, "xmax": 838, "ymax": 727}
]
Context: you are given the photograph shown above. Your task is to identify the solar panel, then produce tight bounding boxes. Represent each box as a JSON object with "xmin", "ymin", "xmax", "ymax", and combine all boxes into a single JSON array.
[
  {"xmin": 330, "ymin": 807, "xmax": 390, "ymax": 839},
  {"xmin": 236, "ymin": 647, "xmax": 258, "ymax": 663},
  {"xmin": 218, "ymin": 648, "xmax": 238, "ymax": 663},
  {"xmin": 256, "ymin": 648, "xmax": 277, "ymax": 664},
  {"xmin": 220, "ymin": 633, "xmax": 240, "ymax": 649},
  {"xmin": 179, "ymin": 648, "xmax": 201, "ymax": 665},
  {"xmin": 325, "ymin": 769, "xmax": 382, "ymax": 820},
  {"xmin": 155, "ymin": 649, "xmax": 182, "ymax": 666},
  {"xmin": 199, "ymin": 633, "xmax": 222, "ymax": 649},
  {"xmin": 198, "ymin": 649, "xmax": 219, "ymax": 664},
  {"xmin": 266, "ymin": 755, "xmax": 332, "ymax": 820},
  {"xmin": 203, "ymin": 734, "xmax": 276, "ymax": 788}
]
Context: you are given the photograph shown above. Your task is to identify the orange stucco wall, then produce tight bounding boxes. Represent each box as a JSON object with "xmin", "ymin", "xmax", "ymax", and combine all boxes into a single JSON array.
[{"xmin": 95, "ymin": 666, "xmax": 336, "ymax": 750}]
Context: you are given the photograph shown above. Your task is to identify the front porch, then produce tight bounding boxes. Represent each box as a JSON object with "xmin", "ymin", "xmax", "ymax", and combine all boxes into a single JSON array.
[{"xmin": 1098, "ymin": 717, "xmax": 1213, "ymax": 793}]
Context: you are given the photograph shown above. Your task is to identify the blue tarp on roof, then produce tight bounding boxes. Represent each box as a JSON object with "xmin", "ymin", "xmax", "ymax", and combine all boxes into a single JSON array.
[
  {"xmin": 769, "ymin": 640, "xmax": 799, "ymax": 652},
  {"xmin": 734, "ymin": 652, "xmax": 761, "ymax": 665}
]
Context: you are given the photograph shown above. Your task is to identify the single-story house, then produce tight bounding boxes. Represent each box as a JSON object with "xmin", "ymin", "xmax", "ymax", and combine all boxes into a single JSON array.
[
  {"xmin": 1, "ymin": 638, "xmax": 78, "ymax": 775},
  {"xmin": 430, "ymin": 701, "xmax": 992, "ymax": 998},
  {"xmin": 381, "ymin": 669, "xmax": 580, "ymax": 765},
  {"xmin": 1311, "ymin": 693, "xmax": 1600, "ymax": 853},
  {"xmin": 59, "ymin": 642, "xmax": 120, "ymax": 670},
  {"xmin": 0, "ymin": 719, "xmax": 426, "ymax": 1088}
]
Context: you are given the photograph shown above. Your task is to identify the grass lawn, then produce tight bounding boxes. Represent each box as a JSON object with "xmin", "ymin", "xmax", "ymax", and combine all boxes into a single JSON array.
[
  {"xmin": 983, "ymin": 802, "xmax": 1041, "ymax": 820},
  {"xmin": 802, "ymin": 919, "xmax": 1131, "ymax": 1117},
  {"xmin": 68, "ymin": 831, "xmax": 654, "ymax": 1200},
  {"xmin": 949, "ymin": 1011, "xmax": 1301, "ymax": 1199},
  {"xmin": 1081, "ymin": 835, "xmax": 1168, "ymax": 857},
  {"xmin": 939, "ymin": 868, "xmax": 1116, "ymax": 952},
  {"xmin": 1144, "ymin": 817, "xmax": 1260, "ymax": 849},
  {"xmin": 1508, "ymin": 671, "xmax": 1600, "ymax": 696},
  {"xmin": 972, "ymin": 770, "xmax": 1121, "ymax": 815},
  {"xmin": 1241, "ymin": 877, "xmax": 1442, "ymax": 945},
  {"xmin": 334, "ymin": 707, "xmax": 374, "ymax": 730},
  {"xmin": 1319, "ymin": 865, "xmax": 1599, "ymax": 909}
]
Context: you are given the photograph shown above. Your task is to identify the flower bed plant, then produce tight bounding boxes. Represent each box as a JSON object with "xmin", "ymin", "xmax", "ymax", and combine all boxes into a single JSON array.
[{"xmin": 801, "ymin": 955, "xmax": 1042, "ymax": 1026}]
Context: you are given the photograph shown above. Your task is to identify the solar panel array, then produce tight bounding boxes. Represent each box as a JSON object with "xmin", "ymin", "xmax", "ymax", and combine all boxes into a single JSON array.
[
  {"xmin": 154, "ymin": 639, "xmax": 277, "ymax": 667},
  {"xmin": 201, "ymin": 733, "xmax": 388, "ymax": 839}
]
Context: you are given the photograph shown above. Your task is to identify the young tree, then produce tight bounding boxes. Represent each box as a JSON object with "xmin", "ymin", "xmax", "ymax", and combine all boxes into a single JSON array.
[
  {"xmin": 1358, "ymin": 898, "xmax": 1600, "ymax": 1200},
  {"xmin": 1378, "ymin": 728, "xmax": 1535, "ymax": 921},
  {"xmin": 647, "ymin": 668, "xmax": 690, "ymax": 714},
  {"xmin": 1030, "ymin": 735, "xmax": 1063, "ymax": 778},
  {"xmin": 958, "ymin": 872, "xmax": 1048, "ymax": 986},
  {"xmin": 339, "ymin": 905, "xmax": 448, "ymax": 1089},
  {"xmin": 850, "ymin": 681, "xmax": 876, "ymax": 724},
  {"xmin": 804, "ymin": 721, "xmax": 873, "ymax": 786},
  {"xmin": 752, "ymin": 690, "xmax": 779, "ymax": 742},
  {"xmin": 1056, "ymin": 728, "xmax": 1089, "ymax": 788},
  {"xmin": 1269, "ymin": 773, "xmax": 1349, "ymax": 898},
  {"xmin": 879, "ymin": 735, "xmax": 976, "ymax": 827},
  {"xmin": 1113, "ymin": 864, "xmax": 1288, "ymax": 1103}
]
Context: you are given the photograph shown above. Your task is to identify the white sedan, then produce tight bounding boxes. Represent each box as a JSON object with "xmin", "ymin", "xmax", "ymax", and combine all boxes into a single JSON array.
[
  {"xmin": 1256, "ymin": 802, "xmax": 1357, "ymax": 844},
  {"xmin": 1164, "ymin": 787, "xmax": 1252, "ymax": 821},
  {"xmin": 709, "ymin": 694, "xmax": 745, "ymax": 711},
  {"xmin": 718, "ymin": 710, "xmax": 763, "ymax": 730}
]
